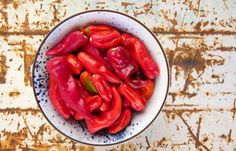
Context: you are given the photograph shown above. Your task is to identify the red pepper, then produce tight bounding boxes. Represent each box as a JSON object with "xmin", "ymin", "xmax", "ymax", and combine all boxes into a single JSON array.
[
  {"xmin": 46, "ymin": 57, "xmax": 91, "ymax": 119},
  {"xmin": 81, "ymin": 24, "xmax": 114, "ymax": 36},
  {"xmin": 85, "ymin": 95, "xmax": 103, "ymax": 112},
  {"xmin": 108, "ymin": 108, "xmax": 132, "ymax": 134},
  {"xmin": 73, "ymin": 112, "xmax": 84, "ymax": 121},
  {"xmin": 77, "ymin": 52, "xmax": 120, "ymax": 84},
  {"xmin": 65, "ymin": 54, "xmax": 83, "ymax": 75},
  {"xmin": 73, "ymin": 95, "xmax": 102, "ymax": 121},
  {"xmin": 80, "ymin": 71, "xmax": 98, "ymax": 95},
  {"xmin": 107, "ymin": 46, "xmax": 139, "ymax": 81},
  {"xmin": 46, "ymin": 31, "xmax": 88, "ymax": 56},
  {"xmin": 138, "ymin": 80, "xmax": 154, "ymax": 102},
  {"xmin": 118, "ymin": 83, "xmax": 145, "ymax": 111},
  {"xmin": 48, "ymin": 75, "xmax": 71, "ymax": 119},
  {"xmin": 99, "ymin": 101, "xmax": 110, "ymax": 112},
  {"xmin": 92, "ymin": 74, "xmax": 112, "ymax": 102},
  {"xmin": 122, "ymin": 33, "xmax": 159, "ymax": 79},
  {"xmin": 85, "ymin": 86, "xmax": 122, "ymax": 134},
  {"xmin": 77, "ymin": 80, "xmax": 90, "ymax": 100},
  {"xmin": 82, "ymin": 43, "xmax": 112, "ymax": 70},
  {"xmin": 123, "ymin": 98, "xmax": 131, "ymax": 107},
  {"xmin": 90, "ymin": 30, "xmax": 122, "ymax": 49}
]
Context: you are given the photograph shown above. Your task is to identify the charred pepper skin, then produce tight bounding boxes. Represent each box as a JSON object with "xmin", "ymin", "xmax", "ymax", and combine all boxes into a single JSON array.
[{"xmin": 46, "ymin": 31, "xmax": 88, "ymax": 56}]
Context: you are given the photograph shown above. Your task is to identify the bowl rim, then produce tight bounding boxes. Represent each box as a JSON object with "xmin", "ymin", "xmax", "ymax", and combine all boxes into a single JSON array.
[{"xmin": 32, "ymin": 9, "xmax": 170, "ymax": 146}]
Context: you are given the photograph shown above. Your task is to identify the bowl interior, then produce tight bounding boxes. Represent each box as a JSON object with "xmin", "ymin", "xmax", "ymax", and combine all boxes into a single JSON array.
[{"xmin": 33, "ymin": 10, "xmax": 169, "ymax": 145}]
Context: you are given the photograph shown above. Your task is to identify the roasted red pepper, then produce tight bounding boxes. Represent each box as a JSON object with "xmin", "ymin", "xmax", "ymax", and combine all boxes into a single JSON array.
[
  {"xmin": 77, "ymin": 80, "xmax": 90, "ymax": 100},
  {"xmin": 46, "ymin": 31, "xmax": 88, "ymax": 56},
  {"xmin": 81, "ymin": 24, "xmax": 114, "ymax": 36},
  {"xmin": 108, "ymin": 108, "xmax": 132, "ymax": 134},
  {"xmin": 77, "ymin": 52, "xmax": 120, "ymax": 84},
  {"xmin": 80, "ymin": 71, "xmax": 97, "ymax": 95},
  {"xmin": 92, "ymin": 74, "xmax": 112, "ymax": 102},
  {"xmin": 46, "ymin": 57, "xmax": 91, "ymax": 119},
  {"xmin": 99, "ymin": 101, "xmax": 110, "ymax": 112},
  {"xmin": 73, "ymin": 95, "xmax": 102, "ymax": 121},
  {"xmin": 85, "ymin": 95, "xmax": 103, "ymax": 112},
  {"xmin": 122, "ymin": 33, "xmax": 159, "ymax": 79},
  {"xmin": 82, "ymin": 43, "xmax": 112, "ymax": 70},
  {"xmin": 138, "ymin": 80, "xmax": 154, "ymax": 102},
  {"xmin": 48, "ymin": 75, "xmax": 71, "ymax": 119},
  {"xmin": 123, "ymin": 98, "xmax": 131, "ymax": 107},
  {"xmin": 118, "ymin": 83, "xmax": 145, "ymax": 111},
  {"xmin": 85, "ymin": 86, "xmax": 122, "ymax": 134},
  {"xmin": 107, "ymin": 46, "xmax": 139, "ymax": 81},
  {"xmin": 65, "ymin": 54, "xmax": 83, "ymax": 75},
  {"xmin": 90, "ymin": 30, "xmax": 122, "ymax": 49}
]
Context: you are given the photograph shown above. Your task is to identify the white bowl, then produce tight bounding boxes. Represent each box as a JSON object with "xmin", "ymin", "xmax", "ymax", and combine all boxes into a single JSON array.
[{"xmin": 33, "ymin": 10, "xmax": 169, "ymax": 146}]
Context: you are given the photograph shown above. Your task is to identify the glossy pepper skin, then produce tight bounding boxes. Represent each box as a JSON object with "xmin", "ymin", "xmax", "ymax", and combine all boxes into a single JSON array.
[
  {"xmin": 90, "ymin": 30, "xmax": 122, "ymax": 49},
  {"xmin": 107, "ymin": 46, "xmax": 139, "ymax": 81},
  {"xmin": 73, "ymin": 95, "xmax": 103, "ymax": 121},
  {"xmin": 121, "ymin": 33, "xmax": 159, "ymax": 79},
  {"xmin": 92, "ymin": 74, "xmax": 112, "ymax": 102},
  {"xmin": 99, "ymin": 101, "xmax": 110, "ymax": 112},
  {"xmin": 48, "ymin": 76, "xmax": 71, "ymax": 119},
  {"xmin": 65, "ymin": 54, "xmax": 83, "ymax": 75},
  {"xmin": 46, "ymin": 31, "xmax": 88, "ymax": 56},
  {"xmin": 81, "ymin": 24, "xmax": 114, "ymax": 36},
  {"xmin": 80, "ymin": 71, "xmax": 98, "ymax": 95},
  {"xmin": 77, "ymin": 80, "xmax": 90, "ymax": 100},
  {"xmin": 139, "ymin": 80, "xmax": 154, "ymax": 102},
  {"xmin": 82, "ymin": 43, "xmax": 112, "ymax": 70},
  {"xmin": 85, "ymin": 95, "xmax": 103, "ymax": 112},
  {"xmin": 85, "ymin": 86, "xmax": 122, "ymax": 134},
  {"xmin": 77, "ymin": 52, "xmax": 120, "ymax": 84},
  {"xmin": 108, "ymin": 108, "xmax": 132, "ymax": 134},
  {"xmin": 118, "ymin": 83, "xmax": 145, "ymax": 111},
  {"xmin": 46, "ymin": 57, "xmax": 91, "ymax": 119}
]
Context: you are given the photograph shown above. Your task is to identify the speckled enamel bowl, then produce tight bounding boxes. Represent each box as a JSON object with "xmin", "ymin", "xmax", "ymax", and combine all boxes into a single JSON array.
[{"xmin": 33, "ymin": 10, "xmax": 169, "ymax": 146}]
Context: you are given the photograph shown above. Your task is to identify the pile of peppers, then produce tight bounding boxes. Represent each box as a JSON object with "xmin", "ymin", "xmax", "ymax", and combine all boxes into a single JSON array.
[{"xmin": 46, "ymin": 24, "xmax": 159, "ymax": 134}]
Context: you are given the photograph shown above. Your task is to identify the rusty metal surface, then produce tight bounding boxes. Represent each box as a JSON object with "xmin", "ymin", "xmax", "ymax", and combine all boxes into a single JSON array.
[{"xmin": 0, "ymin": 0, "xmax": 236, "ymax": 150}]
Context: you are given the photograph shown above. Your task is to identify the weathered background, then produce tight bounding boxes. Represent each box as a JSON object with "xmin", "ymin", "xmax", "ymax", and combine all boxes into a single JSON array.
[{"xmin": 0, "ymin": 0, "xmax": 236, "ymax": 150}]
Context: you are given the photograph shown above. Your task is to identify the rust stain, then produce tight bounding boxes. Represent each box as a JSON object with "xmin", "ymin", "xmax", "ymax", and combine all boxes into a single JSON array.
[
  {"xmin": 8, "ymin": 90, "xmax": 21, "ymax": 97},
  {"xmin": 216, "ymin": 46, "xmax": 236, "ymax": 51},
  {"xmin": 0, "ymin": 54, "xmax": 8, "ymax": 84},
  {"xmin": 232, "ymin": 99, "xmax": 236, "ymax": 120},
  {"xmin": 1, "ymin": 128, "xmax": 28, "ymax": 150},
  {"xmin": 152, "ymin": 27, "xmax": 236, "ymax": 35},
  {"xmin": 219, "ymin": 129, "xmax": 233, "ymax": 143},
  {"xmin": 96, "ymin": 1, "xmax": 105, "ymax": 4},
  {"xmin": 0, "ymin": 108, "xmax": 40, "ymax": 115},
  {"xmin": 153, "ymin": 137, "xmax": 166, "ymax": 148},
  {"xmin": 177, "ymin": 113, "xmax": 210, "ymax": 151},
  {"xmin": 222, "ymin": 0, "xmax": 228, "ymax": 9},
  {"xmin": 145, "ymin": 136, "xmax": 150, "ymax": 150},
  {"xmin": 121, "ymin": 2, "xmax": 134, "ymax": 9},
  {"xmin": 194, "ymin": 22, "xmax": 202, "ymax": 32},
  {"xmin": 0, "ymin": 0, "xmax": 9, "ymax": 34},
  {"xmin": 52, "ymin": 4, "xmax": 60, "ymax": 26},
  {"xmin": 22, "ymin": 40, "xmax": 36, "ymax": 86}
]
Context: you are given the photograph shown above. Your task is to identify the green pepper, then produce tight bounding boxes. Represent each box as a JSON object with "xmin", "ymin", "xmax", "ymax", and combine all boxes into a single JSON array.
[{"xmin": 79, "ymin": 71, "xmax": 97, "ymax": 95}]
